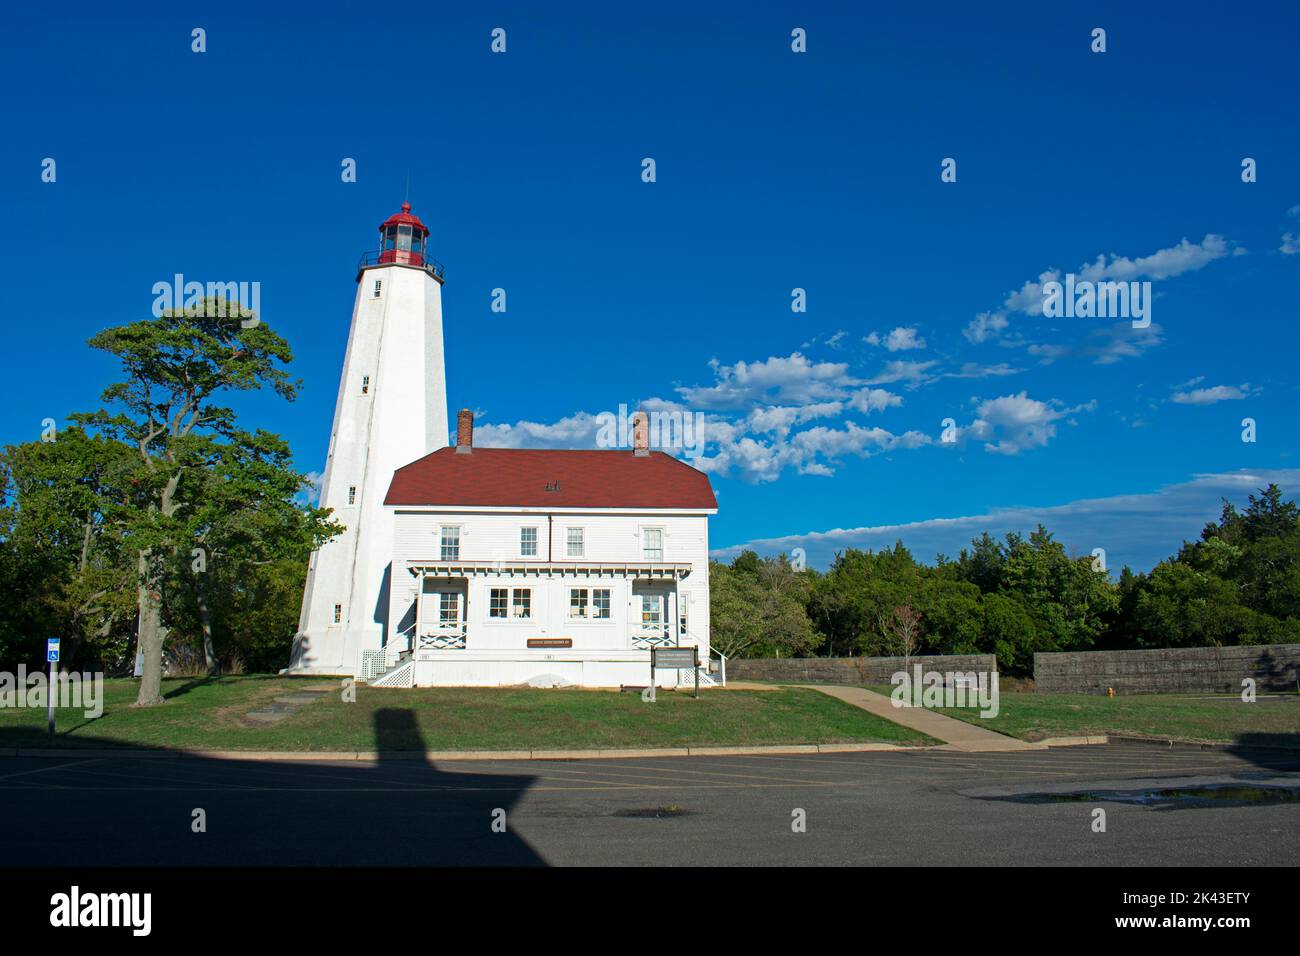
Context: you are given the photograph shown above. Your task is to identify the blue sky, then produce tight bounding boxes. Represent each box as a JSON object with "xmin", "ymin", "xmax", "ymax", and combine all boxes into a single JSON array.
[{"xmin": 3, "ymin": 1, "xmax": 1298, "ymax": 573}]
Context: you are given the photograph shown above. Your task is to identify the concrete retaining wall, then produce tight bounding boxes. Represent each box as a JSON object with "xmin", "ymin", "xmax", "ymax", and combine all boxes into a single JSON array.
[
  {"xmin": 728, "ymin": 654, "xmax": 997, "ymax": 684},
  {"xmin": 1034, "ymin": 644, "xmax": 1300, "ymax": 694}
]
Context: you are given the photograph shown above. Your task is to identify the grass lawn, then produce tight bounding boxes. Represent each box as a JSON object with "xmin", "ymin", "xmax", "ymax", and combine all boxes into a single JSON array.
[
  {"xmin": 870, "ymin": 685, "xmax": 1300, "ymax": 746},
  {"xmin": 0, "ymin": 676, "xmax": 935, "ymax": 751}
]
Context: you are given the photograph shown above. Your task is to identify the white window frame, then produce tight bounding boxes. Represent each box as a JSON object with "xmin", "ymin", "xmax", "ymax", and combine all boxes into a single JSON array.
[
  {"xmin": 641, "ymin": 527, "xmax": 664, "ymax": 562},
  {"xmin": 488, "ymin": 586, "xmax": 532, "ymax": 621},
  {"xmin": 640, "ymin": 594, "xmax": 664, "ymax": 628},
  {"xmin": 361, "ymin": 375, "xmax": 370, "ymax": 395},
  {"xmin": 566, "ymin": 527, "xmax": 585, "ymax": 558},
  {"xmin": 440, "ymin": 525, "xmax": 461, "ymax": 561},
  {"xmin": 347, "ymin": 485, "xmax": 356, "ymax": 506},
  {"xmin": 438, "ymin": 592, "xmax": 460, "ymax": 627},
  {"xmin": 520, "ymin": 526, "xmax": 538, "ymax": 558},
  {"xmin": 373, "ymin": 279, "xmax": 382, "ymax": 299},
  {"xmin": 568, "ymin": 587, "xmax": 589, "ymax": 619},
  {"xmin": 332, "ymin": 603, "xmax": 342, "ymax": 624},
  {"xmin": 567, "ymin": 587, "xmax": 610, "ymax": 621}
]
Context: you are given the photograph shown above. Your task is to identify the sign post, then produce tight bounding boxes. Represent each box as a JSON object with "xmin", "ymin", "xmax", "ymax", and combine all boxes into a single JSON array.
[
  {"xmin": 46, "ymin": 638, "xmax": 61, "ymax": 743},
  {"xmin": 650, "ymin": 646, "xmax": 701, "ymax": 699}
]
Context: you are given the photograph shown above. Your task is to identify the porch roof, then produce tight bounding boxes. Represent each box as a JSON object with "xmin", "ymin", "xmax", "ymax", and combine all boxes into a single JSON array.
[{"xmin": 405, "ymin": 559, "xmax": 693, "ymax": 580}]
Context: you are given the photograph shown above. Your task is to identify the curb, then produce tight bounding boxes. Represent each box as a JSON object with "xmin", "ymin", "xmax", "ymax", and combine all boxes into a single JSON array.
[
  {"xmin": 1037, "ymin": 735, "xmax": 1109, "ymax": 747},
  {"xmin": 1106, "ymin": 734, "xmax": 1300, "ymax": 755},
  {"xmin": 1, "ymin": 741, "xmax": 923, "ymax": 762}
]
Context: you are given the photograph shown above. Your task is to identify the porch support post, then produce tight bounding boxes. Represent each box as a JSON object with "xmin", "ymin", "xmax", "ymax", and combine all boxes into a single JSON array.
[
  {"xmin": 669, "ymin": 582, "xmax": 679, "ymax": 647},
  {"xmin": 413, "ymin": 569, "xmax": 423, "ymax": 653}
]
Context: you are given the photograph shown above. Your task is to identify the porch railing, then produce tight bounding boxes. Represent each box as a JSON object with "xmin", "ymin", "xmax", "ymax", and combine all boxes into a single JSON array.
[{"xmin": 416, "ymin": 621, "xmax": 467, "ymax": 650}]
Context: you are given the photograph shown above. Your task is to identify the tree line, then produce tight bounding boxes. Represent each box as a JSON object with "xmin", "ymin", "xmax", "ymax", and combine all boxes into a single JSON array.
[{"xmin": 709, "ymin": 484, "xmax": 1300, "ymax": 674}]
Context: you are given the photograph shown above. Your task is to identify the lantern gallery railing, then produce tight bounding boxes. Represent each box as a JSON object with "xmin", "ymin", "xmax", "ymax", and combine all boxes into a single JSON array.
[{"xmin": 356, "ymin": 249, "xmax": 446, "ymax": 281}]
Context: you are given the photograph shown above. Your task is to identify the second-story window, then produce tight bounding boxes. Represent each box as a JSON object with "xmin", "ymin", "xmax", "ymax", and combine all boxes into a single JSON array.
[
  {"xmin": 520, "ymin": 526, "xmax": 537, "ymax": 557},
  {"xmin": 440, "ymin": 526, "xmax": 460, "ymax": 560},
  {"xmin": 566, "ymin": 527, "xmax": 584, "ymax": 558},
  {"xmin": 642, "ymin": 528, "xmax": 664, "ymax": 561}
]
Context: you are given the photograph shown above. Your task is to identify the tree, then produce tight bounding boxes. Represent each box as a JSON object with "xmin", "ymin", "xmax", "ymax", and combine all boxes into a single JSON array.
[
  {"xmin": 167, "ymin": 430, "xmax": 340, "ymax": 674},
  {"xmin": 879, "ymin": 604, "xmax": 922, "ymax": 661},
  {"xmin": 710, "ymin": 552, "xmax": 820, "ymax": 658},
  {"xmin": 72, "ymin": 299, "xmax": 307, "ymax": 705},
  {"xmin": 0, "ymin": 427, "xmax": 139, "ymax": 668}
]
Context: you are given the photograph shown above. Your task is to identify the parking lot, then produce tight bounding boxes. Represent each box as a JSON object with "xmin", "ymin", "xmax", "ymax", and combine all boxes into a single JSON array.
[{"xmin": 2, "ymin": 743, "xmax": 1296, "ymax": 866}]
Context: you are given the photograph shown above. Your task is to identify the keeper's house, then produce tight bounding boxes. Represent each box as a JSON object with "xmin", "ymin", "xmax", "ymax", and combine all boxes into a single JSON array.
[{"xmin": 370, "ymin": 410, "xmax": 719, "ymax": 689}]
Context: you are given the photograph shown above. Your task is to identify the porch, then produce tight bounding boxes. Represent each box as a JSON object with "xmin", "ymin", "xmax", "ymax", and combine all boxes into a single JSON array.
[{"xmin": 363, "ymin": 559, "xmax": 724, "ymax": 688}]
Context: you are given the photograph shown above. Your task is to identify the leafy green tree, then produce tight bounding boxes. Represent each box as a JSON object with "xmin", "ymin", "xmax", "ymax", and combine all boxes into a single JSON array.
[
  {"xmin": 71, "ymin": 299, "xmax": 326, "ymax": 705},
  {"xmin": 711, "ymin": 552, "xmax": 819, "ymax": 658},
  {"xmin": 0, "ymin": 427, "xmax": 139, "ymax": 668}
]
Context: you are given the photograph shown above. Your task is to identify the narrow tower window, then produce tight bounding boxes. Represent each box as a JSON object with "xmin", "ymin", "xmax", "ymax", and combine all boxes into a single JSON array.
[
  {"xmin": 361, "ymin": 375, "xmax": 370, "ymax": 395},
  {"xmin": 372, "ymin": 279, "xmax": 382, "ymax": 299},
  {"xmin": 347, "ymin": 486, "xmax": 356, "ymax": 505},
  {"xmin": 333, "ymin": 603, "xmax": 342, "ymax": 624}
]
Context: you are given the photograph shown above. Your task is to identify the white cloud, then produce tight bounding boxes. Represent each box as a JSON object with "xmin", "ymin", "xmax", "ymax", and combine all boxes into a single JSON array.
[
  {"xmin": 475, "ymin": 410, "xmax": 607, "ymax": 448},
  {"xmin": 867, "ymin": 326, "xmax": 926, "ymax": 351},
  {"xmin": 1074, "ymin": 234, "xmax": 1233, "ymax": 282},
  {"xmin": 1171, "ymin": 383, "xmax": 1257, "ymax": 405},
  {"xmin": 746, "ymin": 402, "xmax": 844, "ymax": 437},
  {"xmin": 847, "ymin": 387, "xmax": 903, "ymax": 414},
  {"xmin": 866, "ymin": 359, "xmax": 939, "ymax": 387},
  {"xmin": 1028, "ymin": 322, "xmax": 1164, "ymax": 366},
  {"xmin": 1281, "ymin": 233, "xmax": 1300, "ymax": 255},
  {"xmin": 965, "ymin": 234, "xmax": 1235, "ymax": 344},
  {"xmin": 944, "ymin": 362, "xmax": 1021, "ymax": 379},
  {"xmin": 963, "ymin": 310, "xmax": 1009, "ymax": 344},
  {"xmin": 711, "ymin": 469, "xmax": 1300, "ymax": 573},
  {"xmin": 676, "ymin": 352, "xmax": 859, "ymax": 409},
  {"xmin": 953, "ymin": 391, "xmax": 1095, "ymax": 456}
]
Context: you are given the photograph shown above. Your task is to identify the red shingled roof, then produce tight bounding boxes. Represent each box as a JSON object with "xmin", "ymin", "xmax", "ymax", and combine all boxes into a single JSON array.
[{"xmin": 384, "ymin": 448, "xmax": 718, "ymax": 510}]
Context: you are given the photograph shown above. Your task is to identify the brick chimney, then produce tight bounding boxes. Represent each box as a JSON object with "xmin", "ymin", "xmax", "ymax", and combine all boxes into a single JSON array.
[
  {"xmin": 631, "ymin": 410, "xmax": 650, "ymax": 457},
  {"xmin": 455, "ymin": 408, "xmax": 473, "ymax": 453}
]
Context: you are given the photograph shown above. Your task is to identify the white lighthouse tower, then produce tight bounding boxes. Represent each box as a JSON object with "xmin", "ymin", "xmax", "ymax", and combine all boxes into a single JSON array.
[{"xmin": 289, "ymin": 202, "xmax": 449, "ymax": 676}]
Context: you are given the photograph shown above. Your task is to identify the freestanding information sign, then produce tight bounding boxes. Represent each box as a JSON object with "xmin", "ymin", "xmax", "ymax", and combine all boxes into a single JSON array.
[
  {"xmin": 46, "ymin": 638, "xmax": 60, "ymax": 742},
  {"xmin": 651, "ymin": 646, "xmax": 700, "ymax": 699}
]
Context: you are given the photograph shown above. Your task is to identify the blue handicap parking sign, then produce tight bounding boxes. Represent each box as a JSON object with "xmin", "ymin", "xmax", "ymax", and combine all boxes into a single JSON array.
[{"xmin": 46, "ymin": 638, "xmax": 60, "ymax": 663}]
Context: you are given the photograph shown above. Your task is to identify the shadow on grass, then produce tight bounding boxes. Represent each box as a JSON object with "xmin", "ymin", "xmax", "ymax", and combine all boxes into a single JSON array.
[{"xmin": 0, "ymin": 706, "xmax": 546, "ymax": 866}]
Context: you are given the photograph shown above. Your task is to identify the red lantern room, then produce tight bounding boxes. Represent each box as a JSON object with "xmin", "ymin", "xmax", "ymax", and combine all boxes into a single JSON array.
[
  {"xmin": 378, "ymin": 202, "xmax": 428, "ymax": 266},
  {"xmin": 359, "ymin": 201, "xmax": 444, "ymax": 283}
]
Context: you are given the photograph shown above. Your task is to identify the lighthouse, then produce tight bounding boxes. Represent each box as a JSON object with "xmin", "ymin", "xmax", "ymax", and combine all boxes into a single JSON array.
[{"xmin": 289, "ymin": 202, "xmax": 450, "ymax": 676}]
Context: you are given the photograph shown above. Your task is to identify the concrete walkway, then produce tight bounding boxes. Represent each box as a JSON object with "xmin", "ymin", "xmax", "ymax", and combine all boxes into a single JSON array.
[{"xmin": 799, "ymin": 684, "xmax": 1046, "ymax": 752}]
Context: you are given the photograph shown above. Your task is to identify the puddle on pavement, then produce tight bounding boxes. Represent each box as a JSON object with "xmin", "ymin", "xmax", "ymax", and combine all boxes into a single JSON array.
[{"xmin": 992, "ymin": 784, "xmax": 1300, "ymax": 810}]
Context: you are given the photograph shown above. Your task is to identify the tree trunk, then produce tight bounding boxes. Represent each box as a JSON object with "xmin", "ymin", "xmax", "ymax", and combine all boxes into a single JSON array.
[
  {"xmin": 195, "ymin": 577, "xmax": 219, "ymax": 676},
  {"xmin": 134, "ymin": 550, "xmax": 165, "ymax": 707}
]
